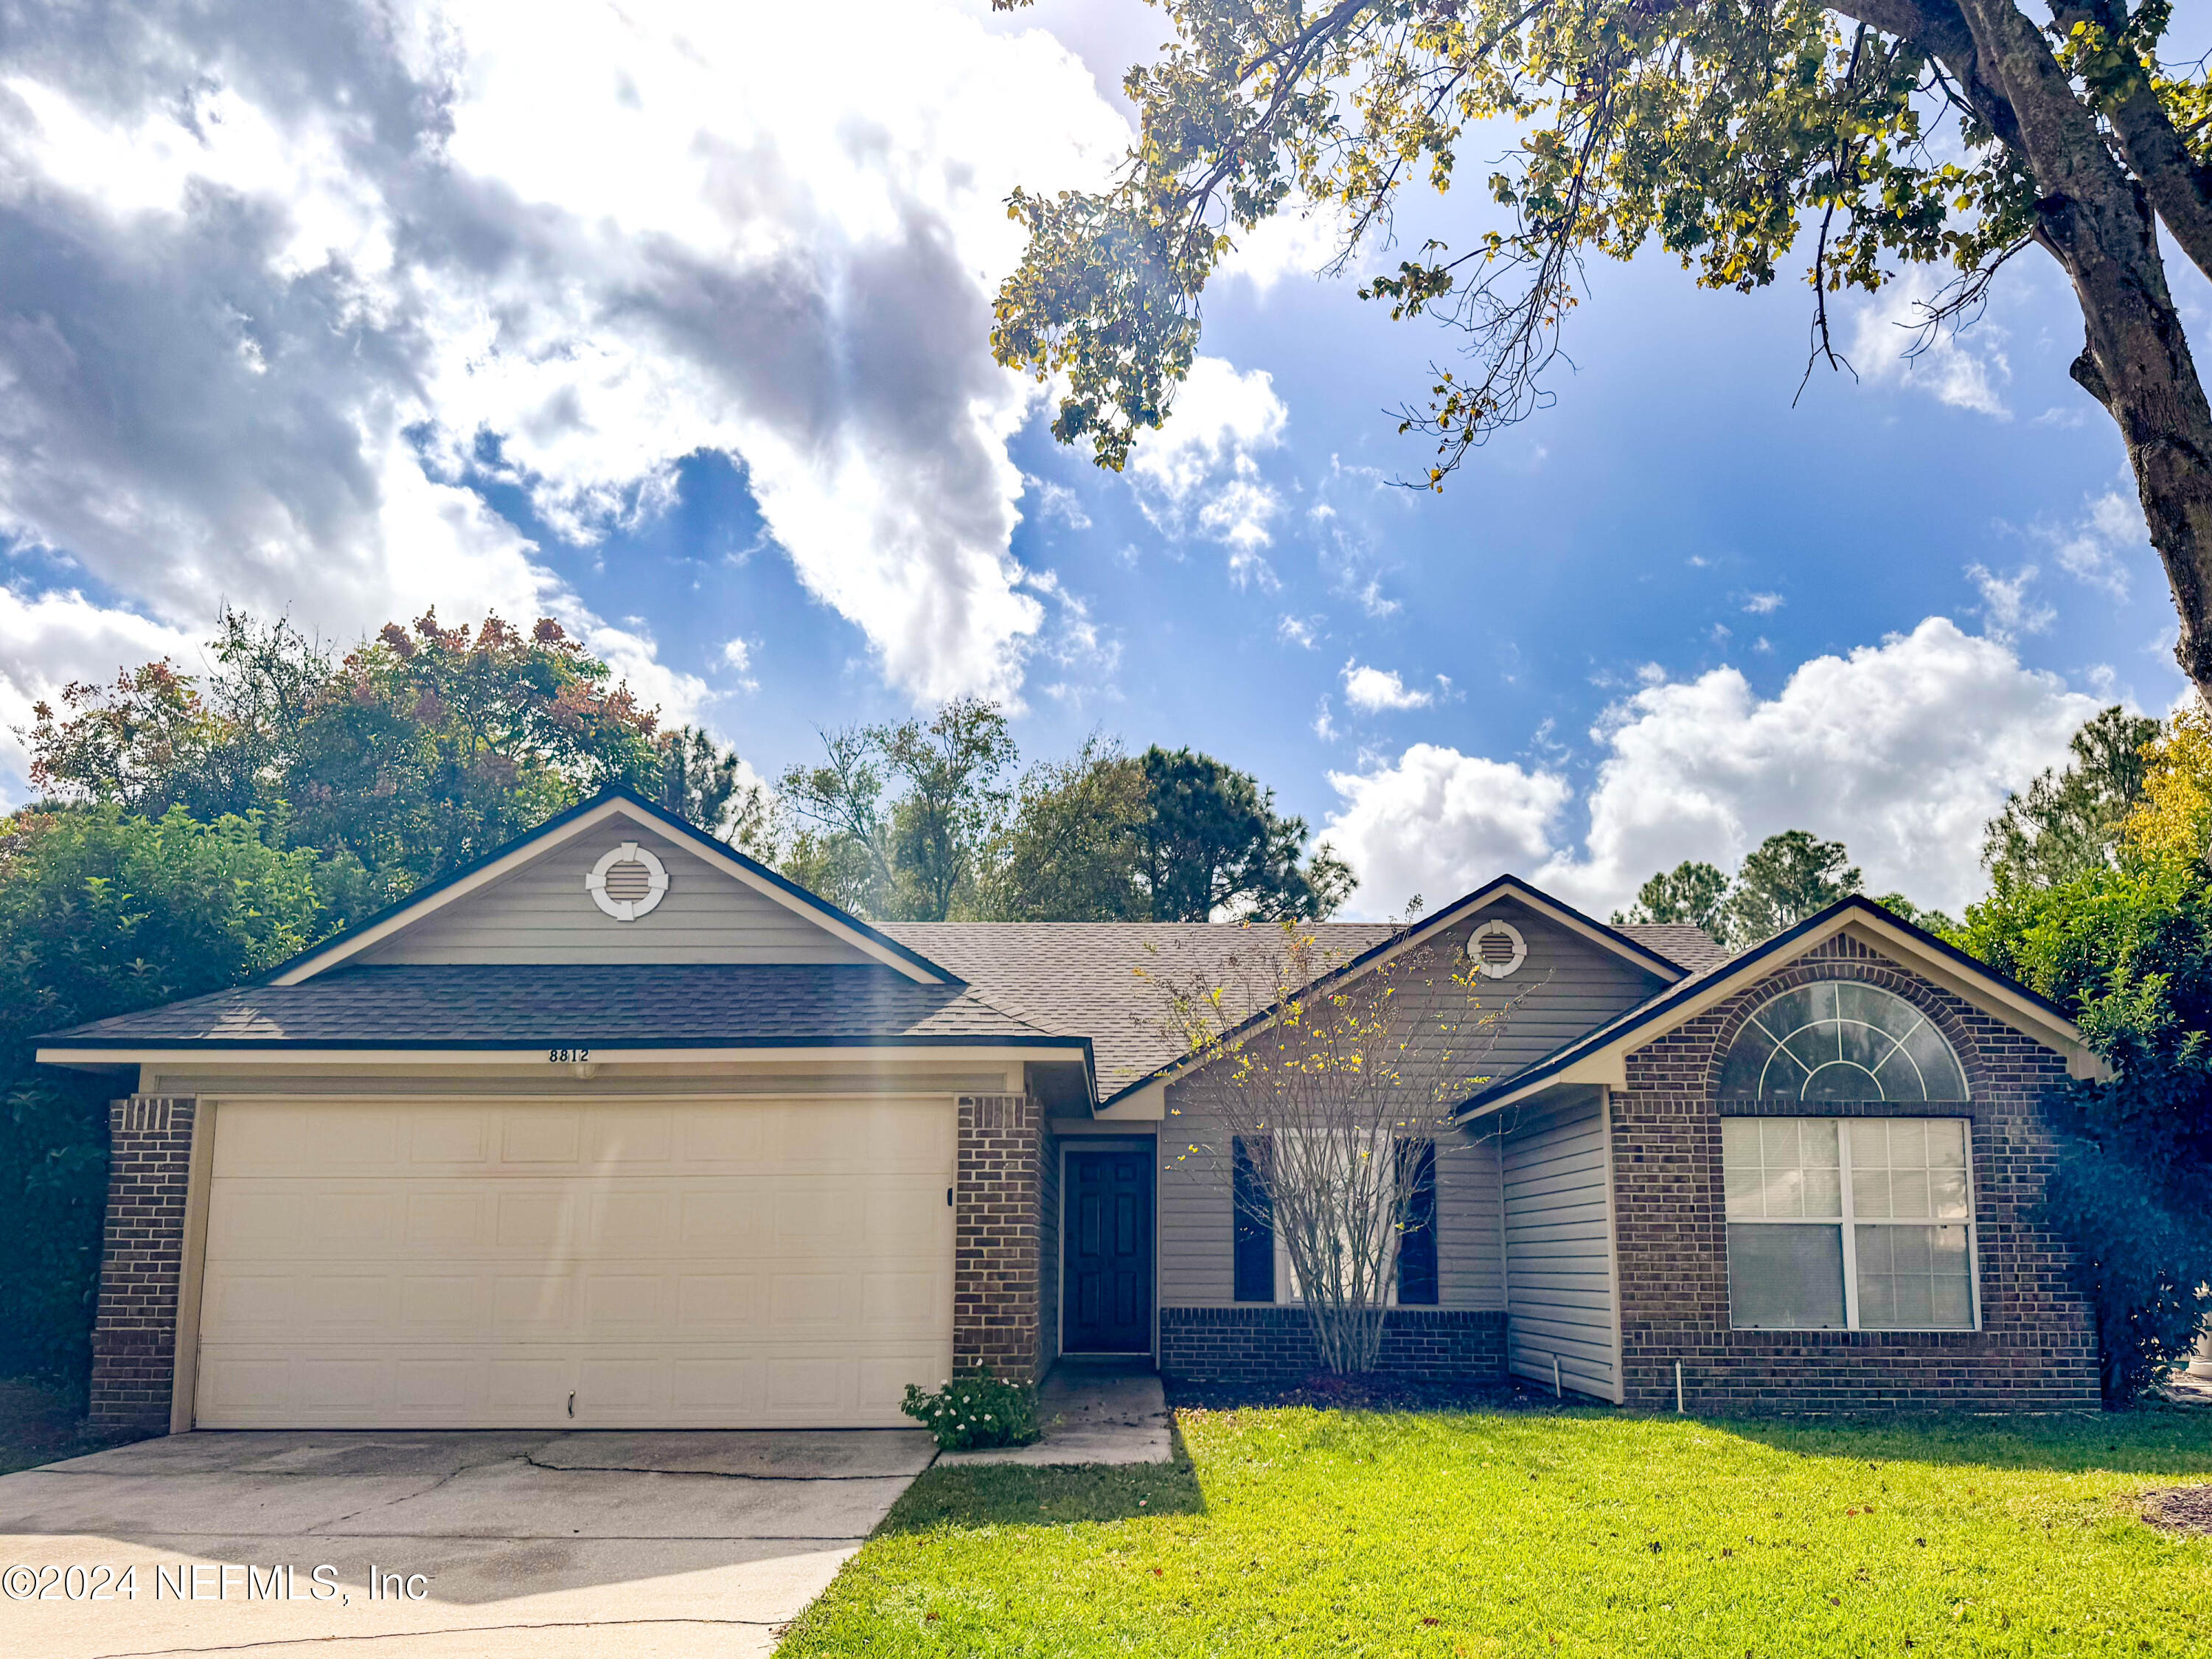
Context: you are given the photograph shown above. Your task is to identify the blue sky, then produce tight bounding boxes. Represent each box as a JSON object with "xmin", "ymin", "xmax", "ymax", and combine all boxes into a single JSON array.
[{"xmin": 0, "ymin": 0, "xmax": 2201, "ymax": 919}]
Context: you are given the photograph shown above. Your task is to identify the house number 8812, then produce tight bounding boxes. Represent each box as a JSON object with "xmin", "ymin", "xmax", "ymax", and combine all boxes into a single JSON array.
[{"xmin": 547, "ymin": 1048, "xmax": 591, "ymax": 1064}]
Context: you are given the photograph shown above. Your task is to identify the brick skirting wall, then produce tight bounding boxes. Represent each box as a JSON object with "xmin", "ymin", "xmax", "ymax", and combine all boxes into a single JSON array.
[
  {"xmin": 88, "ymin": 1096, "xmax": 198, "ymax": 1436},
  {"xmin": 956, "ymin": 1093, "xmax": 1044, "ymax": 1382},
  {"xmin": 1612, "ymin": 936, "xmax": 2100, "ymax": 1413},
  {"xmin": 1161, "ymin": 1306, "xmax": 1508, "ymax": 1387}
]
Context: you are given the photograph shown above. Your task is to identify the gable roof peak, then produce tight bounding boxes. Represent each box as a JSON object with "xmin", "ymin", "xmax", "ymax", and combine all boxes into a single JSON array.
[{"xmin": 267, "ymin": 786, "xmax": 959, "ymax": 988}]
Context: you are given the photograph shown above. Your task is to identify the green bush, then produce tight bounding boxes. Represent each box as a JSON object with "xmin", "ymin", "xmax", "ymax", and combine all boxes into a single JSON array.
[
  {"xmin": 0, "ymin": 806, "xmax": 327, "ymax": 1385},
  {"xmin": 1961, "ymin": 856, "xmax": 2212, "ymax": 1400},
  {"xmin": 901, "ymin": 1368, "xmax": 1040, "ymax": 1451}
]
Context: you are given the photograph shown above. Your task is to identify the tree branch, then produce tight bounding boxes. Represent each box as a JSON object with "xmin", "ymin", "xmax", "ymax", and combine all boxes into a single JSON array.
[
  {"xmin": 1826, "ymin": 0, "xmax": 2027, "ymax": 155},
  {"xmin": 2051, "ymin": 1, "xmax": 2212, "ymax": 284}
]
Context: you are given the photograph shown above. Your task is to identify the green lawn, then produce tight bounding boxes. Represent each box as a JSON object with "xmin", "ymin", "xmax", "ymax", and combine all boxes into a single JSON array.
[{"xmin": 779, "ymin": 1405, "xmax": 2212, "ymax": 1658}]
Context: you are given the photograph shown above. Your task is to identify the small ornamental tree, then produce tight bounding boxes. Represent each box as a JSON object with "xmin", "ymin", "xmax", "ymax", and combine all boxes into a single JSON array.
[{"xmin": 1148, "ymin": 919, "xmax": 1526, "ymax": 1373}]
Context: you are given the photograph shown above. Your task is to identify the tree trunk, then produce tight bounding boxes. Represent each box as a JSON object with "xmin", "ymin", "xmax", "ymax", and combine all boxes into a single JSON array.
[{"xmin": 1948, "ymin": 0, "xmax": 2212, "ymax": 706}]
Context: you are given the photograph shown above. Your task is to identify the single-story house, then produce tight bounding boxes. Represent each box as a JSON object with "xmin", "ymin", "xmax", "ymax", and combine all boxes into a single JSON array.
[{"xmin": 41, "ymin": 788, "xmax": 2104, "ymax": 1434}]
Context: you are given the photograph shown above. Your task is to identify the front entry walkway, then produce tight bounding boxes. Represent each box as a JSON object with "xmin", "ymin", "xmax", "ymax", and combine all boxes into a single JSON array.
[
  {"xmin": 0, "ymin": 1427, "xmax": 935, "ymax": 1658},
  {"xmin": 940, "ymin": 1359, "xmax": 1173, "ymax": 1467}
]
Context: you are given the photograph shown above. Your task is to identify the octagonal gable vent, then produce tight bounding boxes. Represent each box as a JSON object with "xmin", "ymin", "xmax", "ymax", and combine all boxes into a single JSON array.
[
  {"xmin": 1467, "ymin": 919, "xmax": 1527, "ymax": 979},
  {"xmin": 586, "ymin": 841, "xmax": 669, "ymax": 922}
]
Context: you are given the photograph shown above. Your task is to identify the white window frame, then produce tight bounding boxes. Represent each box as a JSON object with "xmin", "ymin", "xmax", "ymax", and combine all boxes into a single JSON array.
[{"xmin": 1724, "ymin": 1114, "xmax": 1983, "ymax": 1333}]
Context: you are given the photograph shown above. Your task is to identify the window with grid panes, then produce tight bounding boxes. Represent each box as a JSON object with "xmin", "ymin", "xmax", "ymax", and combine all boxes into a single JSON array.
[{"xmin": 1719, "ymin": 984, "xmax": 1977, "ymax": 1331}]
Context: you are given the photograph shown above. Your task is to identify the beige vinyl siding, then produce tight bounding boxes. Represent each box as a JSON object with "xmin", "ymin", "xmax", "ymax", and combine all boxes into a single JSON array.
[
  {"xmin": 1500, "ymin": 1090, "xmax": 1621, "ymax": 1401},
  {"xmin": 1408, "ymin": 901, "xmax": 1668, "ymax": 1086},
  {"xmin": 357, "ymin": 826, "xmax": 880, "ymax": 967},
  {"xmin": 1158, "ymin": 1095, "xmax": 1236, "ymax": 1305},
  {"xmin": 1434, "ymin": 1135, "xmax": 1504, "ymax": 1308},
  {"xmin": 1152, "ymin": 903, "xmax": 1655, "ymax": 1309},
  {"xmin": 1158, "ymin": 1091, "xmax": 1503, "ymax": 1308}
]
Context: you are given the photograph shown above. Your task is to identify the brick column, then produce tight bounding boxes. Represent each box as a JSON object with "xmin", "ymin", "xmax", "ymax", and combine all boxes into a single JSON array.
[
  {"xmin": 955, "ymin": 1093, "xmax": 1043, "ymax": 1381},
  {"xmin": 88, "ymin": 1096, "xmax": 198, "ymax": 1436}
]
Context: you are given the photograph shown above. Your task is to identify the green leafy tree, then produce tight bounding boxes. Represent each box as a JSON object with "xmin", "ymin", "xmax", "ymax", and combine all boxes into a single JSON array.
[
  {"xmin": 986, "ymin": 736, "xmax": 1152, "ymax": 920},
  {"xmin": 982, "ymin": 737, "xmax": 1356, "ymax": 922},
  {"xmin": 1618, "ymin": 831, "xmax": 1910, "ymax": 948},
  {"xmin": 655, "ymin": 726, "xmax": 773, "ymax": 855},
  {"xmin": 26, "ymin": 610, "xmax": 330, "ymax": 824},
  {"xmin": 1959, "ymin": 706, "xmax": 2212, "ymax": 1398},
  {"xmin": 0, "ymin": 807, "xmax": 327, "ymax": 1384},
  {"xmin": 990, "ymin": 0, "xmax": 2212, "ymax": 707},
  {"xmin": 1983, "ymin": 703, "xmax": 2162, "ymax": 890},
  {"xmin": 1725, "ymin": 830, "xmax": 1865, "ymax": 945},
  {"xmin": 779, "ymin": 699, "xmax": 1016, "ymax": 922},
  {"xmin": 1868, "ymin": 890, "xmax": 1961, "ymax": 935},
  {"xmin": 778, "ymin": 726, "xmax": 895, "ymax": 917},
  {"xmin": 880, "ymin": 699, "xmax": 1019, "ymax": 921},
  {"xmin": 1613, "ymin": 859, "xmax": 1731, "ymax": 943},
  {"xmin": 1136, "ymin": 745, "xmax": 1354, "ymax": 921}
]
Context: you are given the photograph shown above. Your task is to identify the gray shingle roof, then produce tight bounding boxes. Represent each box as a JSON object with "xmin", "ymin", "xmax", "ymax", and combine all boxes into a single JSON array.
[
  {"xmin": 41, "ymin": 964, "xmax": 1061, "ymax": 1049},
  {"xmin": 41, "ymin": 909, "xmax": 1711, "ymax": 1089},
  {"xmin": 883, "ymin": 921, "xmax": 1408, "ymax": 1092},
  {"xmin": 883, "ymin": 918, "xmax": 1705, "ymax": 1096},
  {"xmin": 1614, "ymin": 922, "xmax": 1730, "ymax": 972}
]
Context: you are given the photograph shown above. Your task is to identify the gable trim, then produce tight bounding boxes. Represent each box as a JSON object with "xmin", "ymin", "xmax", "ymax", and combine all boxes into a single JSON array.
[
  {"xmin": 1456, "ymin": 896, "xmax": 2100, "ymax": 1119},
  {"xmin": 1092, "ymin": 874, "xmax": 1684, "ymax": 1111},
  {"xmin": 268, "ymin": 789, "xmax": 957, "ymax": 987}
]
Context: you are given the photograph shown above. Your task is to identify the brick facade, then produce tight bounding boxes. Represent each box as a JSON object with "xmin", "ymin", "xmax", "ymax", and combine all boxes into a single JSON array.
[
  {"xmin": 955, "ymin": 1093, "xmax": 1046, "ymax": 1381},
  {"xmin": 1610, "ymin": 935, "xmax": 2099, "ymax": 1413},
  {"xmin": 88, "ymin": 1096, "xmax": 198, "ymax": 1436},
  {"xmin": 1161, "ymin": 1306, "xmax": 1506, "ymax": 1387}
]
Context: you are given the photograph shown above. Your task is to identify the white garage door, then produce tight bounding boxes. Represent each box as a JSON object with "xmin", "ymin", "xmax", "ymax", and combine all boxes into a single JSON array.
[{"xmin": 192, "ymin": 1096, "xmax": 956, "ymax": 1429}]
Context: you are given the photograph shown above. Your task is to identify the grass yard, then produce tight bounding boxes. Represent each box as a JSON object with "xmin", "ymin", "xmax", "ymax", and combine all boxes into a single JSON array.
[{"xmin": 778, "ymin": 1405, "xmax": 2212, "ymax": 1658}]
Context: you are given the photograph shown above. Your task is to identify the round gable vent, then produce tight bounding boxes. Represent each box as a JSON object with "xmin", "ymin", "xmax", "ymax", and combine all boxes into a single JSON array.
[
  {"xmin": 586, "ymin": 841, "xmax": 669, "ymax": 922},
  {"xmin": 1468, "ymin": 919, "xmax": 1527, "ymax": 979}
]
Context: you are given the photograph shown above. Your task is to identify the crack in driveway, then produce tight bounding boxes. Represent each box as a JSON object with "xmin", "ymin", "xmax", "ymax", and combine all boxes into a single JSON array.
[{"xmin": 518, "ymin": 1447, "xmax": 929, "ymax": 1481}]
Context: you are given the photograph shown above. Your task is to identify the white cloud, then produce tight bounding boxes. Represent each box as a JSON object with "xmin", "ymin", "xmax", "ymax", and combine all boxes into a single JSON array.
[
  {"xmin": 1341, "ymin": 661, "xmax": 1436, "ymax": 712},
  {"xmin": 1214, "ymin": 198, "xmax": 1350, "ymax": 295},
  {"xmin": 1128, "ymin": 355, "xmax": 1288, "ymax": 569},
  {"xmin": 1850, "ymin": 269, "xmax": 2011, "ymax": 419},
  {"xmin": 1023, "ymin": 475, "xmax": 1093, "ymax": 532},
  {"xmin": 1278, "ymin": 613, "xmax": 1322, "ymax": 649},
  {"xmin": 1312, "ymin": 696, "xmax": 1338, "ymax": 742},
  {"xmin": 1966, "ymin": 563, "xmax": 2055, "ymax": 644},
  {"xmin": 2039, "ymin": 489, "xmax": 2143, "ymax": 599},
  {"xmin": 1022, "ymin": 566, "xmax": 1121, "ymax": 691},
  {"xmin": 1742, "ymin": 592, "xmax": 1784, "ymax": 615},
  {"xmin": 0, "ymin": 0, "xmax": 1131, "ymax": 708},
  {"xmin": 1325, "ymin": 745, "xmax": 1572, "ymax": 914},
  {"xmin": 1326, "ymin": 618, "xmax": 2099, "ymax": 920}
]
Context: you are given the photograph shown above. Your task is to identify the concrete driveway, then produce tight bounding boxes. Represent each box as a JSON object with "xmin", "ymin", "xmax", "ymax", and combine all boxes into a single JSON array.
[{"xmin": 0, "ymin": 1427, "xmax": 936, "ymax": 1658}]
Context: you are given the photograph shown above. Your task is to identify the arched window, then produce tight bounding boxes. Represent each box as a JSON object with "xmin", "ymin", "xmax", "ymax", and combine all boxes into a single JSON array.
[{"xmin": 1718, "ymin": 981, "xmax": 1969, "ymax": 1101}]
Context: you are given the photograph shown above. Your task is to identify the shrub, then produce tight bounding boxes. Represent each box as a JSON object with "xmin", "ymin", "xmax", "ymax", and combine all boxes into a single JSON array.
[{"xmin": 901, "ymin": 1368, "xmax": 1039, "ymax": 1451}]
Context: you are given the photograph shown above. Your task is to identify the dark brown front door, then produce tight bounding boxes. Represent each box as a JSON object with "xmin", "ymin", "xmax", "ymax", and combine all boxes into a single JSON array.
[{"xmin": 1063, "ymin": 1150, "xmax": 1153, "ymax": 1353}]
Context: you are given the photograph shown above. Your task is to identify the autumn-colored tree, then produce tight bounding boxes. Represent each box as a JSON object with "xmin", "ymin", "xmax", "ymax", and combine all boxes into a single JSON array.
[{"xmin": 27, "ymin": 608, "xmax": 675, "ymax": 910}]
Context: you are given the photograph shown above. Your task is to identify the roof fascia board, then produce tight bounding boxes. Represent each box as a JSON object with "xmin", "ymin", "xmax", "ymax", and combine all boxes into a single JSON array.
[
  {"xmin": 271, "ymin": 792, "xmax": 953, "ymax": 987},
  {"xmin": 38, "ymin": 1040, "xmax": 1092, "ymax": 1071},
  {"xmin": 1461, "ymin": 902, "xmax": 2101, "ymax": 1118}
]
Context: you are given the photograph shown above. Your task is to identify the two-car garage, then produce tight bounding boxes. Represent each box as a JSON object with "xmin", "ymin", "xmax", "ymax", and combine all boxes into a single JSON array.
[{"xmin": 189, "ymin": 1095, "xmax": 956, "ymax": 1430}]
